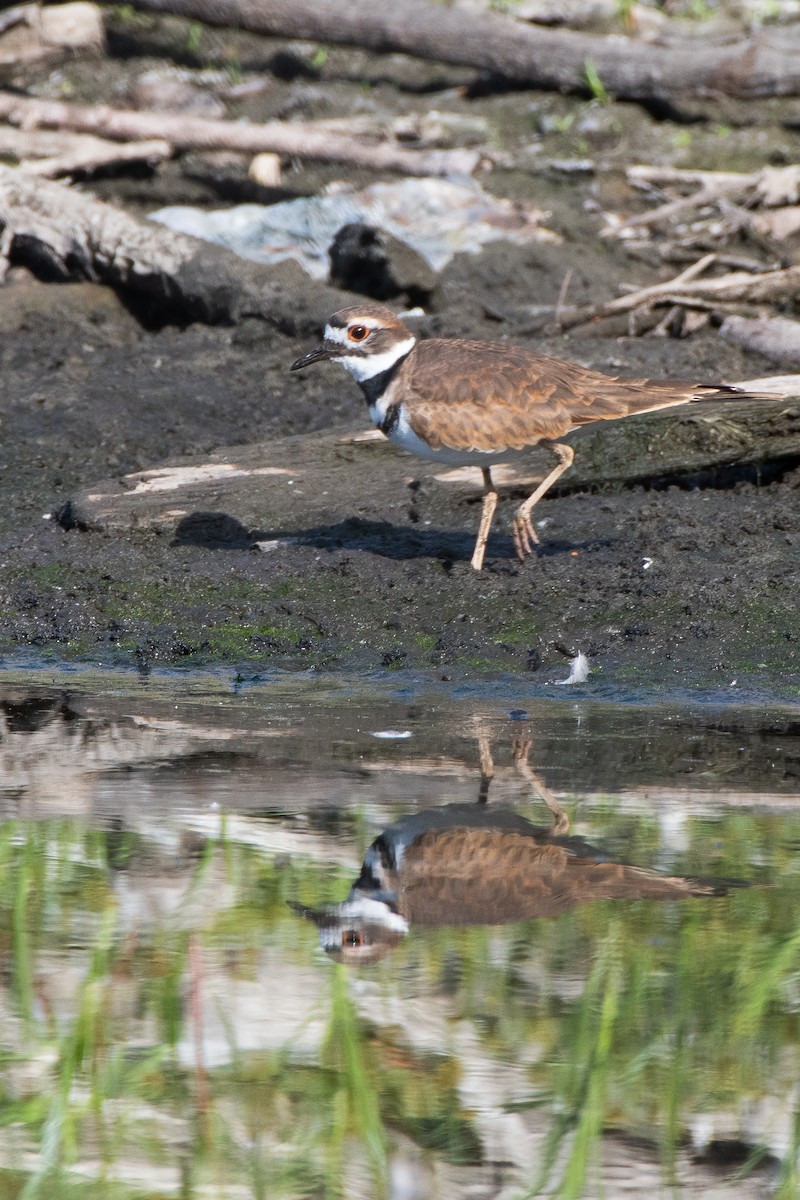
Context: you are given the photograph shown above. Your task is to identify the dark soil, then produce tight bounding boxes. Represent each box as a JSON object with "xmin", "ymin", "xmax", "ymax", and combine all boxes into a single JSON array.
[{"xmin": 0, "ymin": 13, "xmax": 798, "ymax": 697}]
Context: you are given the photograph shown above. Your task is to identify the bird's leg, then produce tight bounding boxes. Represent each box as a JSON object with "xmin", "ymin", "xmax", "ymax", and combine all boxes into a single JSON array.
[
  {"xmin": 513, "ymin": 440, "xmax": 574, "ymax": 561},
  {"xmin": 471, "ymin": 467, "xmax": 498, "ymax": 572},
  {"xmin": 475, "ymin": 721, "xmax": 495, "ymax": 804},
  {"xmin": 512, "ymin": 736, "xmax": 569, "ymax": 834}
]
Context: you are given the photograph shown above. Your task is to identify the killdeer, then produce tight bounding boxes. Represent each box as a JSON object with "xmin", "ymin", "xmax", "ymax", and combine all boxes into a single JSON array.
[
  {"xmin": 290, "ymin": 801, "xmax": 733, "ymax": 964},
  {"xmin": 291, "ymin": 303, "xmax": 771, "ymax": 570}
]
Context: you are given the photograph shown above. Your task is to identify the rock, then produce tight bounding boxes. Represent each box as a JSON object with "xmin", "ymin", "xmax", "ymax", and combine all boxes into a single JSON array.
[
  {"xmin": 720, "ymin": 316, "xmax": 800, "ymax": 369},
  {"xmin": 328, "ymin": 223, "xmax": 437, "ymax": 305},
  {"xmin": 248, "ymin": 152, "xmax": 282, "ymax": 187}
]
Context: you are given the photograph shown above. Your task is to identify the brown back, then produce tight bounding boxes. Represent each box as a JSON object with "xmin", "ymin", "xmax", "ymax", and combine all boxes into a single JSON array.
[
  {"xmin": 400, "ymin": 339, "xmax": 746, "ymax": 452},
  {"xmin": 397, "ymin": 826, "xmax": 722, "ymax": 925}
]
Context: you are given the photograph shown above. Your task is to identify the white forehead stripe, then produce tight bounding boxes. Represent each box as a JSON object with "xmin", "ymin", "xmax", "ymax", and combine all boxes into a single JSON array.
[
  {"xmin": 324, "ymin": 315, "xmax": 384, "ymax": 347},
  {"xmin": 337, "ymin": 336, "xmax": 416, "ymax": 382}
]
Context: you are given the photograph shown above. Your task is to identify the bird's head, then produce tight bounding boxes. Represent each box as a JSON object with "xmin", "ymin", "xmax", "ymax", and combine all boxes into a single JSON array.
[
  {"xmin": 288, "ymin": 896, "xmax": 409, "ymax": 965},
  {"xmin": 290, "ymin": 304, "xmax": 416, "ymax": 383}
]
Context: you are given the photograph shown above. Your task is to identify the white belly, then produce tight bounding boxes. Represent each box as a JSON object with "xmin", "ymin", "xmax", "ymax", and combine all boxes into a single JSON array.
[{"xmin": 369, "ymin": 399, "xmax": 529, "ymax": 467}]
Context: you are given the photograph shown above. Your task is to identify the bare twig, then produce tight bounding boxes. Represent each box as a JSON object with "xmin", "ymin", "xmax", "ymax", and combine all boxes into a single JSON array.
[
  {"xmin": 527, "ymin": 262, "xmax": 800, "ymax": 332},
  {"xmin": 554, "ymin": 267, "xmax": 573, "ymax": 329},
  {"xmin": 650, "ymin": 304, "xmax": 683, "ymax": 337},
  {"xmin": 604, "ymin": 180, "xmax": 752, "ymax": 238},
  {"xmin": 617, "ymin": 252, "xmax": 717, "ymax": 291},
  {"xmin": 627, "ymin": 165, "xmax": 755, "ymax": 190}
]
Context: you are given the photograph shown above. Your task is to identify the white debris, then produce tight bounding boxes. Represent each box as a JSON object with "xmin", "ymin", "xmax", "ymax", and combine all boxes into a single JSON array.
[
  {"xmin": 253, "ymin": 538, "xmax": 296, "ymax": 553},
  {"xmin": 150, "ymin": 177, "xmax": 556, "ymax": 279},
  {"xmin": 554, "ymin": 652, "xmax": 590, "ymax": 685},
  {"xmin": 370, "ymin": 730, "xmax": 413, "ymax": 740},
  {"xmin": 642, "ymin": 556, "xmax": 653, "ymax": 570}
]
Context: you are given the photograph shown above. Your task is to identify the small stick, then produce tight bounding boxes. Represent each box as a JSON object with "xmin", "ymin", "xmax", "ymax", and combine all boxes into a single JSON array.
[
  {"xmin": 554, "ymin": 267, "xmax": 573, "ymax": 329},
  {"xmin": 558, "ymin": 264, "xmax": 800, "ymax": 329},
  {"xmin": 650, "ymin": 304, "xmax": 683, "ymax": 337},
  {"xmin": 627, "ymin": 164, "xmax": 755, "ymax": 190}
]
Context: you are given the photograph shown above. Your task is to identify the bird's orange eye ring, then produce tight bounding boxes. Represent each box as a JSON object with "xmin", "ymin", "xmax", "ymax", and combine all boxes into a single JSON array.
[
  {"xmin": 348, "ymin": 325, "xmax": 370, "ymax": 342},
  {"xmin": 342, "ymin": 929, "xmax": 366, "ymax": 947}
]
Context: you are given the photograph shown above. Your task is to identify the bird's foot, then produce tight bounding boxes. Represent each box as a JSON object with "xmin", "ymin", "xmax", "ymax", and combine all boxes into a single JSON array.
[{"xmin": 512, "ymin": 513, "xmax": 540, "ymax": 561}]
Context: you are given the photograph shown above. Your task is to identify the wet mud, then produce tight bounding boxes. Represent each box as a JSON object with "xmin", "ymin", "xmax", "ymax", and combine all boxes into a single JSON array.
[{"xmin": 0, "ymin": 15, "xmax": 798, "ymax": 695}]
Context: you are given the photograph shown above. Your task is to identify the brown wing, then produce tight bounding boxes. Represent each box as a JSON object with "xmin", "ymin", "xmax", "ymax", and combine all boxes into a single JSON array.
[
  {"xmin": 397, "ymin": 827, "xmax": 725, "ymax": 926},
  {"xmin": 401, "ymin": 339, "xmax": 727, "ymax": 454}
]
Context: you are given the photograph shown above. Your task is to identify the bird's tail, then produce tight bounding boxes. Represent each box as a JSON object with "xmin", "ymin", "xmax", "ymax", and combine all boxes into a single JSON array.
[{"xmin": 574, "ymin": 379, "xmax": 783, "ymax": 424}]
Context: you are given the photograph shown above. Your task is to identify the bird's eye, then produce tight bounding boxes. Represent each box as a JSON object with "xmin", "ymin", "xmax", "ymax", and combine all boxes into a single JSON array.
[
  {"xmin": 342, "ymin": 929, "xmax": 366, "ymax": 947},
  {"xmin": 348, "ymin": 325, "xmax": 370, "ymax": 342}
]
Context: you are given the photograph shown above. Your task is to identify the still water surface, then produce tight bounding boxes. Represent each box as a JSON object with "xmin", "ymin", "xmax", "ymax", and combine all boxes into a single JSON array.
[{"xmin": 0, "ymin": 673, "xmax": 798, "ymax": 1199}]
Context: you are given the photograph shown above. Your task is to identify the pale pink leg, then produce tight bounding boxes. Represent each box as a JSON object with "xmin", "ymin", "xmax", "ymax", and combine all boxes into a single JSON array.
[
  {"xmin": 471, "ymin": 467, "xmax": 498, "ymax": 571},
  {"xmin": 513, "ymin": 441, "xmax": 574, "ymax": 561}
]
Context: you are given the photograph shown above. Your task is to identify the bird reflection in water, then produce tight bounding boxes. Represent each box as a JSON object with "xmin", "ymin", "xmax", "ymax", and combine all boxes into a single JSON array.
[{"xmin": 291, "ymin": 734, "xmax": 735, "ymax": 965}]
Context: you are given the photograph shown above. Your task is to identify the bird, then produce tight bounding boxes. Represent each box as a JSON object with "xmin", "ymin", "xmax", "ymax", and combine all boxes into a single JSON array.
[
  {"xmin": 290, "ymin": 801, "xmax": 737, "ymax": 965},
  {"xmin": 291, "ymin": 302, "xmax": 776, "ymax": 570}
]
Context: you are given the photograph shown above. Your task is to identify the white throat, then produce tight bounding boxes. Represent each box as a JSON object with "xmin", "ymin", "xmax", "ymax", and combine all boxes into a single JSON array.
[{"xmin": 334, "ymin": 335, "xmax": 416, "ymax": 382}]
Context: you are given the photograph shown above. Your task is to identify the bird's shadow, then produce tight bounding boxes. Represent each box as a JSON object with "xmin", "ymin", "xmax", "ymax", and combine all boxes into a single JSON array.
[{"xmin": 170, "ymin": 511, "xmax": 610, "ymax": 563}]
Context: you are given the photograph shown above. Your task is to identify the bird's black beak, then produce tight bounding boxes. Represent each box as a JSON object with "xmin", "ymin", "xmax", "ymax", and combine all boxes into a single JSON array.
[
  {"xmin": 287, "ymin": 900, "xmax": 330, "ymax": 926},
  {"xmin": 290, "ymin": 342, "xmax": 333, "ymax": 371}
]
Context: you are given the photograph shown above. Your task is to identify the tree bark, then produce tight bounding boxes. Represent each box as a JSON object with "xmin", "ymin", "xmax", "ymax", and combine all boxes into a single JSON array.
[
  {"xmin": 128, "ymin": 0, "xmax": 800, "ymax": 100},
  {"xmin": 0, "ymin": 92, "xmax": 480, "ymax": 177},
  {"xmin": 0, "ymin": 165, "xmax": 349, "ymax": 332}
]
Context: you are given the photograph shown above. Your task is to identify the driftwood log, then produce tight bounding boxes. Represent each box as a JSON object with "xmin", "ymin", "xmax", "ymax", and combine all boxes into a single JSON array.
[
  {"xmin": 0, "ymin": 92, "xmax": 480, "ymax": 178},
  {"xmin": 59, "ymin": 392, "xmax": 800, "ymax": 541},
  {"xmin": 128, "ymin": 0, "xmax": 800, "ymax": 101},
  {"xmin": 0, "ymin": 165, "xmax": 350, "ymax": 331}
]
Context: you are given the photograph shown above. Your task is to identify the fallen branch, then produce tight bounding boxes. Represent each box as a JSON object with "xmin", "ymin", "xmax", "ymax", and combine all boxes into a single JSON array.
[
  {"xmin": 128, "ymin": 0, "xmax": 800, "ymax": 101},
  {"xmin": 0, "ymin": 92, "xmax": 480, "ymax": 178},
  {"xmin": 9, "ymin": 131, "xmax": 172, "ymax": 178},
  {"xmin": 0, "ymin": 165, "xmax": 350, "ymax": 332}
]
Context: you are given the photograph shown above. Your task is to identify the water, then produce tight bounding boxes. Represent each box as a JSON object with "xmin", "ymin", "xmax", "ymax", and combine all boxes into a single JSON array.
[{"xmin": 0, "ymin": 672, "xmax": 798, "ymax": 1199}]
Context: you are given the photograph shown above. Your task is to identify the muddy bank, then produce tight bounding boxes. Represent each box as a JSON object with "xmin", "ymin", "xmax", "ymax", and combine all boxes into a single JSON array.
[
  {"xmin": 0, "ymin": 13, "xmax": 798, "ymax": 696},
  {"xmin": 0, "ymin": 273, "xmax": 795, "ymax": 695}
]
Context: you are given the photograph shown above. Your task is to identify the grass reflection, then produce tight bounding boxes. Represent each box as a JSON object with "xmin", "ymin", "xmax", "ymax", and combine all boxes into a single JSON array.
[{"xmin": 0, "ymin": 804, "xmax": 798, "ymax": 1198}]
